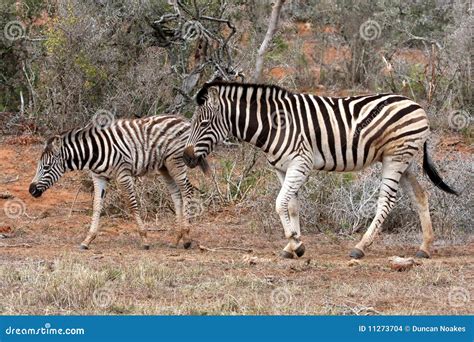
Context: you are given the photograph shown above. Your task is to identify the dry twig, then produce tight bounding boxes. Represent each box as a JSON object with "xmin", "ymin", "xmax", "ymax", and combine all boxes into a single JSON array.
[{"xmin": 199, "ymin": 244, "xmax": 253, "ymax": 253}]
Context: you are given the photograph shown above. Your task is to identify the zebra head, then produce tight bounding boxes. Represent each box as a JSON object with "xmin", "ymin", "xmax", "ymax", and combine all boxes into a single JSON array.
[
  {"xmin": 184, "ymin": 85, "xmax": 228, "ymax": 168},
  {"xmin": 29, "ymin": 136, "xmax": 66, "ymax": 198}
]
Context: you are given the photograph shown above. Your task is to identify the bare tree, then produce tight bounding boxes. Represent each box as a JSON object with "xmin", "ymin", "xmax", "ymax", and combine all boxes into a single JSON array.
[
  {"xmin": 253, "ymin": 0, "xmax": 286, "ymax": 82},
  {"xmin": 149, "ymin": 0, "xmax": 241, "ymax": 113}
]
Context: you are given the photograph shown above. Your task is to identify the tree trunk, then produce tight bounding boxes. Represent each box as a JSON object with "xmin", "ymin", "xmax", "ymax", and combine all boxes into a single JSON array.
[{"xmin": 253, "ymin": 0, "xmax": 286, "ymax": 82}]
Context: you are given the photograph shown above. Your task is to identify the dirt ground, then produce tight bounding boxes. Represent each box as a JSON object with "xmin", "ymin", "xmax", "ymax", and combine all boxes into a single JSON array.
[{"xmin": 0, "ymin": 141, "xmax": 472, "ymax": 315}]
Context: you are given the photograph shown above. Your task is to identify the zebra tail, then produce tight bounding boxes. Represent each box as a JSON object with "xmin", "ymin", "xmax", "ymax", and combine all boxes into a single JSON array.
[
  {"xmin": 197, "ymin": 156, "xmax": 210, "ymax": 175},
  {"xmin": 423, "ymin": 142, "xmax": 459, "ymax": 196}
]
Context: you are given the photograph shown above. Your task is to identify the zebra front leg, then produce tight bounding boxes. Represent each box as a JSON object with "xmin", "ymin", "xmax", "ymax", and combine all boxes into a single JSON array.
[
  {"xmin": 176, "ymin": 178, "xmax": 195, "ymax": 249},
  {"xmin": 350, "ymin": 157, "xmax": 409, "ymax": 259},
  {"xmin": 80, "ymin": 175, "xmax": 107, "ymax": 249},
  {"xmin": 275, "ymin": 164, "xmax": 309, "ymax": 259},
  {"xmin": 117, "ymin": 173, "xmax": 150, "ymax": 250}
]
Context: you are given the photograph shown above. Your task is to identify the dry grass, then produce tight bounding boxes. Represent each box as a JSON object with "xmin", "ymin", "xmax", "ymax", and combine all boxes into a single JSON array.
[{"xmin": 1, "ymin": 244, "xmax": 472, "ymax": 315}]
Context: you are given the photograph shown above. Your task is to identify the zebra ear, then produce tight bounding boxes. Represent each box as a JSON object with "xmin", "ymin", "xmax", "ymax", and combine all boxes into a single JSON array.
[
  {"xmin": 207, "ymin": 86, "xmax": 220, "ymax": 108},
  {"xmin": 45, "ymin": 135, "xmax": 62, "ymax": 153}
]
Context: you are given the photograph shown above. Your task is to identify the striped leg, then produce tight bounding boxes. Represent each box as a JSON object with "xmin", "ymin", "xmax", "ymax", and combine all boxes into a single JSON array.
[
  {"xmin": 159, "ymin": 168, "xmax": 184, "ymax": 223},
  {"xmin": 350, "ymin": 156, "xmax": 409, "ymax": 259},
  {"xmin": 164, "ymin": 158, "xmax": 195, "ymax": 249},
  {"xmin": 80, "ymin": 174, "xmax": 107, "ymax": 249},
  {"xmin": 400, "ymin": 169, "xmax": 433, "ymax": 258},
  {"xmin": 117, "ymin": 172, "xmax": 149, "ymax": 249},
  {"xmin": 275, "ymin": 161, "xmax": 310, "ymax": 259}
]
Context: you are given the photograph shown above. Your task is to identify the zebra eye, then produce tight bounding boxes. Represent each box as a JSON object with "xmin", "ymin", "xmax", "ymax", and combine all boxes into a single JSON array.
[
  {"xmin": 200, "ymin": 120, "xmax": 210, "ymax": 127},
  {"xmin": 43, "ymin": 165, "xmax": 51, "ymax": 171}
]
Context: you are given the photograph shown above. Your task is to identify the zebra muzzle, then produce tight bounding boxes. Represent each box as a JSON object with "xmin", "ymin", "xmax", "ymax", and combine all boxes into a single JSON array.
[
  {"xmin": 183, "ymin": 146, "xmax": 198, "ymax": 168},
  {"xmin": 29, "ymin": 183, "xmax": 43, "ymax": 198}
]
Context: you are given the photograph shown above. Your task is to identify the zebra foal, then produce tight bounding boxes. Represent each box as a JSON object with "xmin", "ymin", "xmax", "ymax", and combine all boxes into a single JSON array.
[
  {"xmin": 183, "ymin": 81, "xmax": 458, "ymax": 259},
  {"xmin": 29, "ymin": 115, "xmax": 208, "ymax": 249}
]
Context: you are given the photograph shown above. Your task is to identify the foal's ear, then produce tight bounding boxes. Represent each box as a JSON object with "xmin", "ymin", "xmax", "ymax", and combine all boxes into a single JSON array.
[
  {"xmin": 207, "ymin": 86, "xmax": 220, "ymax": 109},
  {"xmin": 196, "ymin": 85, "xmax": 220, "ymax": 107},
  {"xmin": 44, "ymin": 135, "xmax": 62, "ymax": 153}
]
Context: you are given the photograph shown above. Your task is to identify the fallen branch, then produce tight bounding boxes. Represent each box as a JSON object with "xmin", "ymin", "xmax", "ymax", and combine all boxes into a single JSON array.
[
  {"xmin": 199, "ymin": 244, "xmax": 253, "ymax": 253},
  {"xmin": 0, "ymin": 191, "xmax": 14, "ymax": 199},
  {"xmin": 0, "ymin": 243, "xmax": 32, "ymax": 248},
  {"xmin": 0, "ymin": 176, "xmax": 19, "ymax": 184},
  {"xmin": 68, "ymin": 186, "xmax": 82, "ymax": 218}
]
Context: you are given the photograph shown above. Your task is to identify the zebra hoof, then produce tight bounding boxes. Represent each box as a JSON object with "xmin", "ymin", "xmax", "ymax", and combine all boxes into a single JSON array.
[
  {"xmin": 280, "ymin": 250, "xmax": 294, "ymax": 259},
  {"xmin": 295, "ymin": 243, "xmax": 306, "ymax": 258},
  {"xmin": 79, "ymin": 244, "xmax": 89, "ymax": 250},
  {"xmin": 415, "ymin": 250, "xmax": 430, "ymax": 259},
  {"xmin": 349, "ymin": 248, "xmax": 365, "ymax": 259},
  {"xmin": 142, "ymin": 245, "xmax": 150, "ymax": 250},
  {"xmin": 183, "ymin": 241, "xmax": 192, "ymax": 249}
]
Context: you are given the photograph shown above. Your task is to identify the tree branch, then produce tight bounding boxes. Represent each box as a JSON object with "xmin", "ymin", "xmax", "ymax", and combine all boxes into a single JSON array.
[{"xmin": 253, "ymin": 0, "xmax": 286, "ymax": 82}]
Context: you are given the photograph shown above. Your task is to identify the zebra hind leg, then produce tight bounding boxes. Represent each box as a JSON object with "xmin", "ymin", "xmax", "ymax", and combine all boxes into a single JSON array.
[
  {"xmin": 80, "ymin": 174, "xmax": 107, "ymax": 250},
  {"xmin": 400, "ymin": 169, "xmax": 434, "ymax": 258},
  {"xmin": 165, "ymin": 158, "xmax": 195, "ymax": 249},
  {"xmin": 160, "ymin": 167, "xmax": 189, "ymax": 249},
  {"xmin": 117, "ymin": 173, "xmax": 150, "ymax": 250},
  {"xmin": 350, "ymin": 156, "xmax": 410, "ymax": 259}
]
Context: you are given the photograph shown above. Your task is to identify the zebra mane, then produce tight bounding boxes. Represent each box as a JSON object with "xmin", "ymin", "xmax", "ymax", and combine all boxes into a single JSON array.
[
  {"xmin": 42, "ymin": 125, "xmax": 87, "ymax": 152},
  {"xmin": 196, "ymin": 81, "xmax": 293, "ymax": 105}
]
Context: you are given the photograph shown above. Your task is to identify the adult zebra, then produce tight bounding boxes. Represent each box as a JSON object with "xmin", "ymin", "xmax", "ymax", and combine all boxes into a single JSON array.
[
  {"xmin": 29, "ymin": 115, "xmax": 208, "ymax": 250},
  {"xmin": 183, "ymin": 81, "xmax": 458, "ymax": 259}
]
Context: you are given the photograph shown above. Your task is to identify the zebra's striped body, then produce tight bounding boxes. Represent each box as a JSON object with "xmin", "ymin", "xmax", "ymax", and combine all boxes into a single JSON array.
[
  {"xmin": 30, "ymin": 115, "xmax": 207, "ymax": 249},
  {"xmin": 226, "ymin": 89, "xmax": 429, "ymax": 172},
  {"xmin": 184, "ymin": 82, "xmax": 458, "ymax": 259}
]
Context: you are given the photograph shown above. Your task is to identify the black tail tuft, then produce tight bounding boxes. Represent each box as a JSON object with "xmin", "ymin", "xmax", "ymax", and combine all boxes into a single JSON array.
[
  {"xmin": 197, "ymin": 156, "xmax": 210, "ymax": 175},
  {"xmin": 423, "ymin": 142, "xmax": 459, "ymax": 196}
]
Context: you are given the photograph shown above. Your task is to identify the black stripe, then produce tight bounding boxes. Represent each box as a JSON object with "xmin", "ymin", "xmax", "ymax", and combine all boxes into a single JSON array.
[
  {"xmin": 308, "ymin": 96, "xmax": 325, "ymax": 167},
  {"xmin": 245, "ymin": 88, "xmax": 259, "ymax": 143},
  {"xmin": 355, "ymin": 96, "xmax": 407, "ymax": 138},
  {"xmin": 89, "ymin": 128, "xmax": 100, "ymax": 168},
  {"xmin": 325, "ymin": 97, "xmax": 346, "ymax": 169},
  {"xmin": 95, "ymin": 130, "xmax": 107, "ymax": 170},
  {"xmin": 378, "ymin": 126, "xmax": 429, "ymax": 152},
  {"xmin": 364, "ymin": 104, "xmax": 423, "ymax": 160},
  {"xmin": 341, "ymin": 98, "xmax": 353, "ymax": 131},
  {"xmin": 315, "ymin": 97, "xmax": 336, "ymax": 170},
  {"xmin": 255, "ymin": 89, "xmax": 269, "ymax": 149},
  {"xmin": 298, "ymin": 95, "xmax": 311, "ymax": 147},
  {"xmin": 351, "ymin": 93, "xmax": 391, "ymax": 120},
  {"xmin": 81, "ymin": 129, "xmax": 90, "ymax": 169},
  {"xmin": 265, "ymin": 89, "xmax": 278, "ymax": 152}
]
